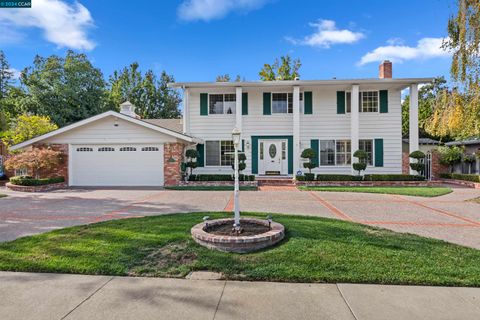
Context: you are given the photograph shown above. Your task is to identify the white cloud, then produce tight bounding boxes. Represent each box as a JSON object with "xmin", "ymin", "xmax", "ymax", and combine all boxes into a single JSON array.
[
  {"xmin": 178, "ymin": 0, "xmax": 269, "ymax": 22},
  {"xmin": 8, "ymin": 68, "xmax": 21, "ymax": 79},
  {"xmin": 359, "ymin": 37, "xmax": 449, "ymax": 65},
  {"xmin": 0, "ymin": 0, "xmax": 95, "ymax": 50},
  {"xmin": 286, "ymin": 19, "xmax": 365, "ymax": 48}
]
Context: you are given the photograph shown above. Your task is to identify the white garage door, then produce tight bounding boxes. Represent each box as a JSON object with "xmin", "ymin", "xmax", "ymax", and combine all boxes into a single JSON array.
[{"xmin": 71, "ymin": 144, "xmax": 164, "ymax": 186}]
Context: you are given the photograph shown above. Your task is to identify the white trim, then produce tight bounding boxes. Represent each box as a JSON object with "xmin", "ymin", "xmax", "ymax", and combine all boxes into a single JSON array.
[
  {"xmin": 68, "ymin": 144, "xmax": 72, "ymax": 186},
  {"xmin": 10, "ymin": 111, "xmax": 201, "ymax": 150}
]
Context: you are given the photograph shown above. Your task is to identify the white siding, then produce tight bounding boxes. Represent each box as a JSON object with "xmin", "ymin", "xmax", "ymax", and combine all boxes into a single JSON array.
[
  {"xmin": 44, "ymin": 116, "xmax": 180, "ymax": 145},
  {"xmin": 188, "ymin": 85, "xmax": 403, "ymax": 175}
]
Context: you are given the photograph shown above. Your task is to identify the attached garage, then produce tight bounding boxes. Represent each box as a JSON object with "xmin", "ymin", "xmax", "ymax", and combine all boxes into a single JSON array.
[
  {"xmin": 9, "ymin": 106, "xmax": 199, "ymax": 187},
  {"xmin": 71, "ymin": 144, "xmax": 164, "ymax": 186}
]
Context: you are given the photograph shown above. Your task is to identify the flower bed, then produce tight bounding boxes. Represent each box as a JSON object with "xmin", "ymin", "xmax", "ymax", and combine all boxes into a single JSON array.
[
  {"xmin": 6, "ymin": 176, "xmax": 66, "ymax": 192},
  {"xmin": 6, "ymin": 181, "xmax": 67, "ymax": 192}
]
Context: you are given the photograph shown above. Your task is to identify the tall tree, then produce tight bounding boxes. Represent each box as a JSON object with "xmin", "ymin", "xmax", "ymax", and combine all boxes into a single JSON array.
[
  {"xmin": 216, "ymin": 74, "xmax": 231, "ymax": 82},
  {"xmin": 105, "ymin": 63, "xmax": 181, "ymax": 119},
  {"xmin": 402, "ymin": 77, "xmax": 448, "ymax": 137},
  {"xmin": 443, "ymin": 0, "xmax": 480, "ymax": 84},
  {"xmin": 259, "ymin": 55, "xmax": 301, "ymax": 81},
  {"xmin": 3, "ymin": 114, "xmax": 58, "ymax": 147},
  {"xmin": 20, "ymin": 51, "xmax": 106, "ymax": 127},
  {"xmin": 0, "ymin": 51, "xmax": 15, "ymax": 132}
]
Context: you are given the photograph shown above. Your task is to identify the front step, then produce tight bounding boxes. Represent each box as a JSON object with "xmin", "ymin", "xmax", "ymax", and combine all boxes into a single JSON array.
[{"xmin": 257, "ymin": 177, "xmax": 295, "ymax": 186}]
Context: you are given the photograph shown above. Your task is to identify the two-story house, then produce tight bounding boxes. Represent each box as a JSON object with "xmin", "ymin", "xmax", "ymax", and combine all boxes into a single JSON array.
[{"xmin": 9, "ymin": 61, "xmax": 432, "ymax": 187}]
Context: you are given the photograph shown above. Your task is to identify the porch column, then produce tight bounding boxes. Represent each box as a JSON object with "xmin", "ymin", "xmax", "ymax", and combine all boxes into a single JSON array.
[
  {"xmin": 235, "ymin": 87, "xmax": 243, "ymax": 134},
  {"xmin": 183, "ymin": 88, "xmax": 190, "ymax": 135},
  {"xmin": 351, "ymin": 84, "xmax": 360, "ymax": 174},
  {"xmin": 409, "ymin": 84, "xmax": 419, "ymax": 174},
  {"xmin": 293, "ymin": 86, "xmax": 300, "ymax": 175}
]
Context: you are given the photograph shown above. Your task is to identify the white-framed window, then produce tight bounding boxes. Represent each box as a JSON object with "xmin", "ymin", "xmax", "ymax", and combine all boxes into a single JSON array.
[
  {"xmin": 346, "ymin": 91, "xmax": 379, "ymax": 113},
  {"xmin": 259, "ymin": 142, "xmax": 264, "ymax": 160},
  {"xmin": 359, "ymin": 139, "xmax": 374, "ymax": 165},
  {"xmin": 77, "ymin": 147, "xmax": 93, "ymax": 152},
  {"xmin": 271, "ymin": 93, "xmax": 303, "ymax": 114},
  {"xmin": 142, "ymin": 147, "xmax": 159, "ymax": 152},
  {"xmin": 119, "ymin": 147, "xmax": 137, "ymax": 152},
  {"xmin": 15, "ymin": 168, "xmax": 28, "ymax": 176},
  {"xmin": 320, "ymin": 140, "xmax": 335, "ymax": 166},
  {"xmin": 209, "ymin": 93, "xmax": 236, "ymax": 115},
  {"xmin": 281, "ymin": 141, "xmax": 286, "ymax": 160},
  {"xmin": 205, "ymin": 140, "xmax": 234, "ymax": 166},
  {"xmin": 336, "ymin": 140, "xmax": 351, "ymax": 165},
  {"xmin": 98, "ymin": 147, "xmax": 115, "ymax": 152},
  {"xmin": 319, "ymin": 139, "xmax": 352, "ymax": 166}
]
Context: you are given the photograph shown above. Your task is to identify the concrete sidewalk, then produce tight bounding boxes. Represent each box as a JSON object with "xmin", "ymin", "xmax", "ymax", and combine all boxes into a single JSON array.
[{"xmin": 0, "ymin": 272, "xmax": 479, "ymax": 320}]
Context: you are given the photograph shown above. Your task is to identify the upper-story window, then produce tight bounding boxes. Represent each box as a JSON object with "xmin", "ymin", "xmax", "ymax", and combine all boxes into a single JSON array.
[
  {"xmin": 272, "ymin": 93, "xmax": 303, "ymax": 114},
  {"xmin": 209, "ymin": 94, "xmax": 236, "ymax": 114},
  {"xmin": 346, "ymin": 91, "xmax": 379, "ymax": 113}
]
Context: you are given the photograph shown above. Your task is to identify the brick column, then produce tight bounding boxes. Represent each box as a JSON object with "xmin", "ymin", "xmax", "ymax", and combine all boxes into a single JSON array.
[
  {"xmin": 164, "ymin": 143, "xmax": 185, "ymax": 186},
  {"xmin": 431, "ymin": 150, "xmax": 449, "ymax": 180},
  {"xmin": 402, "ymin": 152, "xmax": 410, "ymax": 174}
]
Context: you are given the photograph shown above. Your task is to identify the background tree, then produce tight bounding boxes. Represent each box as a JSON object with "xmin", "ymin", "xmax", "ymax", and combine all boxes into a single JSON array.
[
  {"xmin": 216, "ymin": 74, "xmax": 231, "ymax": 82},
  {"xmin": 105, "ymin": 63, "xmax": 181, "ymax": 119},
  {"xmin": 3, "ymin": 114, "xmax": 57, "ymax": 148},
  {"xmin": 259, "ymin": 55, "xmax": 301, "ymax": 81},
  {"xmin": 5, "ymin": 148, "xmax": 61, "ymax": 178},
  {"xmin": 437, "ymin": 146, "xmax": 463, "ymax": 172},
  {"xmin": 402, "ymin": 77, "xmax": 448, "ymax": 138},
  {"xmin": 443, "ymin": 0, "xmax": 480, "ymax": 84},
  {"xmin": 19, "ymin": 51, "xmax": 106, "ymax": 127},
  {"xmin": 0, "ymin": 51, "xmax": 15, "ymax": 132}
]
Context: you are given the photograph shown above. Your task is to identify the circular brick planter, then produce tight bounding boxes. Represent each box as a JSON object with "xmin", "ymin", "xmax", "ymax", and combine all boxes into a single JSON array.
[{"xmin": 191, "ymin": 218, "xmax": 285, "ymax": 254}]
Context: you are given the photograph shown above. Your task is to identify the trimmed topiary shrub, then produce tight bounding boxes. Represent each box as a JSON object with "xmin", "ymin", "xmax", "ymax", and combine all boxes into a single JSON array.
[
  {"xmin": 352, "ymin": 150, "xmax": 368, "ymax": 176},
  {"xmin": 185, "ymin": 149, "xmax": 199, "ymax": 176},
  {"xmin": 301, "ymin": 148, "xmax": 318, "ymax": 174},
  {"xmin": 409, "ymin": 150, "xmax": 426, "ymax": 175}
]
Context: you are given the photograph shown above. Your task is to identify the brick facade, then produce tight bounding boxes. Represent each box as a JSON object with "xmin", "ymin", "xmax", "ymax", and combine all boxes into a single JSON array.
[
  {"xmin": 402, "ymin": 152, "xmax": 410, "ymax": 174},
  {"xmin": 164, "ymin": 142, "xmax": 185, "ymax": 186},
  {"xmin": 430, "ymin": 150, "xmax": 449, "ymax": 180}
]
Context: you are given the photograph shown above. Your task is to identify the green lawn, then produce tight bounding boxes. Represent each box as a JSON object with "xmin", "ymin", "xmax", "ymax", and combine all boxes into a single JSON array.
[
  {"xmin": 299, "ymin": 186, "xmax": 452, "ymax": 197},
  {"xmin": 165, "ymin": 186, "xmax": 257, "ymax": 191},
  {"xmin": 0, "ymin": 194, "xmax": 7, "ymax": 198},
  {"xmin": 0, "ymin": 212, "xmax": 479, "ymax": 286}
]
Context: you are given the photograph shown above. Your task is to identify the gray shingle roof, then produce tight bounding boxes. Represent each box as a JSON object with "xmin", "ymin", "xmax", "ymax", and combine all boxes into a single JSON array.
[{"xmin": 143, "ymin": 119, "xmax": 183, "ymax": 134}]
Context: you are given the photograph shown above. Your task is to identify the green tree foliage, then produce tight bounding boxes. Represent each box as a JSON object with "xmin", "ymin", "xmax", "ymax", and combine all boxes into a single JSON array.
[
  {"xmin": 301, "ymin": 148, "xmax": 317, "ymax": 173},
  {"xmin": 259, "ymin": 55, "xmax": 301, "ymax": 81},
  {"xmin": 231, "ymin": 153, "xmax": 247, "ymax": 173},
  {"xmin": 402, "ymin": 77, "xmax": 448, "ymax": 137},
  {"xmin": 185, "ymin": 149, "xmax": 199, "ymax": 175},
  {"xmin": 105, "ymin": 63, "xmax": 181, "ymax": 119},
  {"xmin": 0, "ymin": 51, "xmax": 16, "ymax": 132},
  {"xmin": 443, "ymin": 0, "xmax": 480, "ymax": 84},
  {"xmin": 216, "ymin": 74, "xmax": 231, "ymax": 82},
  {"xmin": 437, "ymin": 146, "xmax": 463, "ymax": 172},
  {"xmin": 352, "ymin": 150, "xmax": 367, "ymax": 175},
  {"xmin": 3, "ymin": 114, "xmax": 58, "ymax": 148},
  {"xmin": 19, "ymin": 51, "xmax": 106, "ymax": 127}
]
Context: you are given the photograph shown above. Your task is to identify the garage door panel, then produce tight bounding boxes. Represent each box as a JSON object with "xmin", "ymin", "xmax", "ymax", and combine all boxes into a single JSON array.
[{"xmin": 71, "ymin": 144, "xmax": 164, "ymax": 186}]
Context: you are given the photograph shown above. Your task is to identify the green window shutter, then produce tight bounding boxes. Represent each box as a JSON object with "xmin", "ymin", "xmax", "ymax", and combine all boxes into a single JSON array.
[
  {"xmin": 241, "ymin": 139, "xmax": 245, "ymax": 152},
  {"xmin": 251, "ymin": 137, "xmax": 258, "ymax": 174},
  {"xmin": 310, "ymin": 139, "xmax": 319, "ymax": 167},
  {"xmin": 242, "ymin": 92, "xmax": 248, "ymax": 115},
  {"xmin": 200, "ymin": 93, "xmax": 208, "ymax": 116},
  {"xmin": 304, "ymin": 91, "xmax": 313, "ymax": 114},
  {"xmin": 374, "ymin": 139, "xmax": 384, "ymax": 167},
  {"xmin": 379, "ymin": 90, "xmax": 388, "ymax": 113},
  {"xmin": 263, "ymin": 92, "xmax": 271, "ymax": 115},
  {"xmin": 196, "ymin": 144, "xmax": 204, "ymax": 167},
  {"xmin": 337, "ymin": 91, "xmax": 345, "ymax": 114}
]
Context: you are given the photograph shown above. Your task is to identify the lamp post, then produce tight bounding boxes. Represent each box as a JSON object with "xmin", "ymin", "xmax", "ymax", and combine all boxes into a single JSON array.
[{"xmin": 231, "ymin": 127, "xmax": 241, "ymax": 231}]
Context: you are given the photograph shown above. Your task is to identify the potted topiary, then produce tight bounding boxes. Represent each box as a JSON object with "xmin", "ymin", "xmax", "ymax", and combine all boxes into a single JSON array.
[
  {"xmin": 301, "ymin": 148, "xmax": 317, "ymax": 181},
  {"xmin": 184, "ymin": 149, "xmax": 199, "ymax": 178},
  {"xmin": 352, "ymin": 150, "xmax": 367, "ymax": 176},
  {"xmin": 409, "ymin": 150, "xmax": 425, "ymax": 176}
]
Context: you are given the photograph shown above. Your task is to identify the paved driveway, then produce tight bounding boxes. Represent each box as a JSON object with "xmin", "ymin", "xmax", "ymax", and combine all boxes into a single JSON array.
[{"xmin": 0, "ymin": 186, "xmax": 479, "ymax": 248}]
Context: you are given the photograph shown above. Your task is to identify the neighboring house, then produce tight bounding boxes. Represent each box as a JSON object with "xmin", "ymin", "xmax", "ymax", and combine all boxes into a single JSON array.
[
  {"xmin": 445, "ymin": 138, "xmax": 480, "ymax": 174},
  {"xmin": 10, "ymin": 61, "xmax": 432, "ymax": 187}
]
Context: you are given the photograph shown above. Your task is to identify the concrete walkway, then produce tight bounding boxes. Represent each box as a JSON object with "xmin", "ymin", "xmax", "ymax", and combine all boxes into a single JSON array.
[{"xmin": 0, "ymin": 271, "xmax": 479, "ymax": 320}]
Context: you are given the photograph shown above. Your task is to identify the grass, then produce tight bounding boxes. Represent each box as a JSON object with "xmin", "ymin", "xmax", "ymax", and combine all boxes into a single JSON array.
[
  {"xmin": 0, "ymin": 212, "xmax": 479, "ymax": 286},
  {"xmin": 467, "ymin": 197, "xmax": 480, "ymax": 204},
  {"xmin": 0, "ymin": 194, "xmax": 6, "ymax": 198},
  {"xmin": 164, "ymin": 186, "xmax": 257, "ymax": 191},
  {"xmin": 298, "ymin": 186, "xmax": 452, "ymax": 197}
]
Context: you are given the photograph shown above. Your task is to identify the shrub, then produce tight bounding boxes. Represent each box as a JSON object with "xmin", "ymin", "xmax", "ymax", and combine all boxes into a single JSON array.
[
  {"xmin": 231, "ymin": 153, "xmax": 247, "ymax": 173},
  {"xmin": 9, "ymin": 176, "xmax": 65, "ymax": 186},
  {"xmin": 440, "ymin": 173, "xmax": 480, "ymax": 182},
  {"xmin": 409, "ymin": 150, "xmax": 425, "ymax": 175},
  {"xmin": 185, "ymin": 149, "xmax": 199, "ymax": 176},
  {"xmin": 437, "ymin": 146, "xmax": 463, "ymax": 172},
  {"xmin": 304, "ymin": 173, "xmax": 315, "ymax": 181},
  {"xmin": 301, "ymin": 148, "xmax": 317, "ymax": 174},
  {"xmin": 188, "ymin": 174, "xmax": 255, "ymax": 182},
  {"xmin": 363, "ymin": 174, "xmax": 425, "ymax": 181},
  {"xmin": 316, "ymin": 174, "xmax": 363, "ymax": 181},
  {"xmin": 352, "ymin": 150, "xmax": 367, "ymax": 175},
  {"xmin": 5, "ymin": 148, "xmax": 62, "ymax": 179},
  {"xmin": 295, "ymin": 175, "xmax": 306, "ymax": 181}
]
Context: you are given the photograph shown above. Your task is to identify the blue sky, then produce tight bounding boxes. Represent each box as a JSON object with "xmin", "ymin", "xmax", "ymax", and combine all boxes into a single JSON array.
[{"xmin": 0, "ymin": 0, "xmax": 455, "ymax": 82}]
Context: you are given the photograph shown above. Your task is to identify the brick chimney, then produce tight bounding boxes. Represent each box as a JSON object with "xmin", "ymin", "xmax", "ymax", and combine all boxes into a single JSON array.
[{"xmin": 379, "ymin": 60, "xmax": 392, "ymax": 79}]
